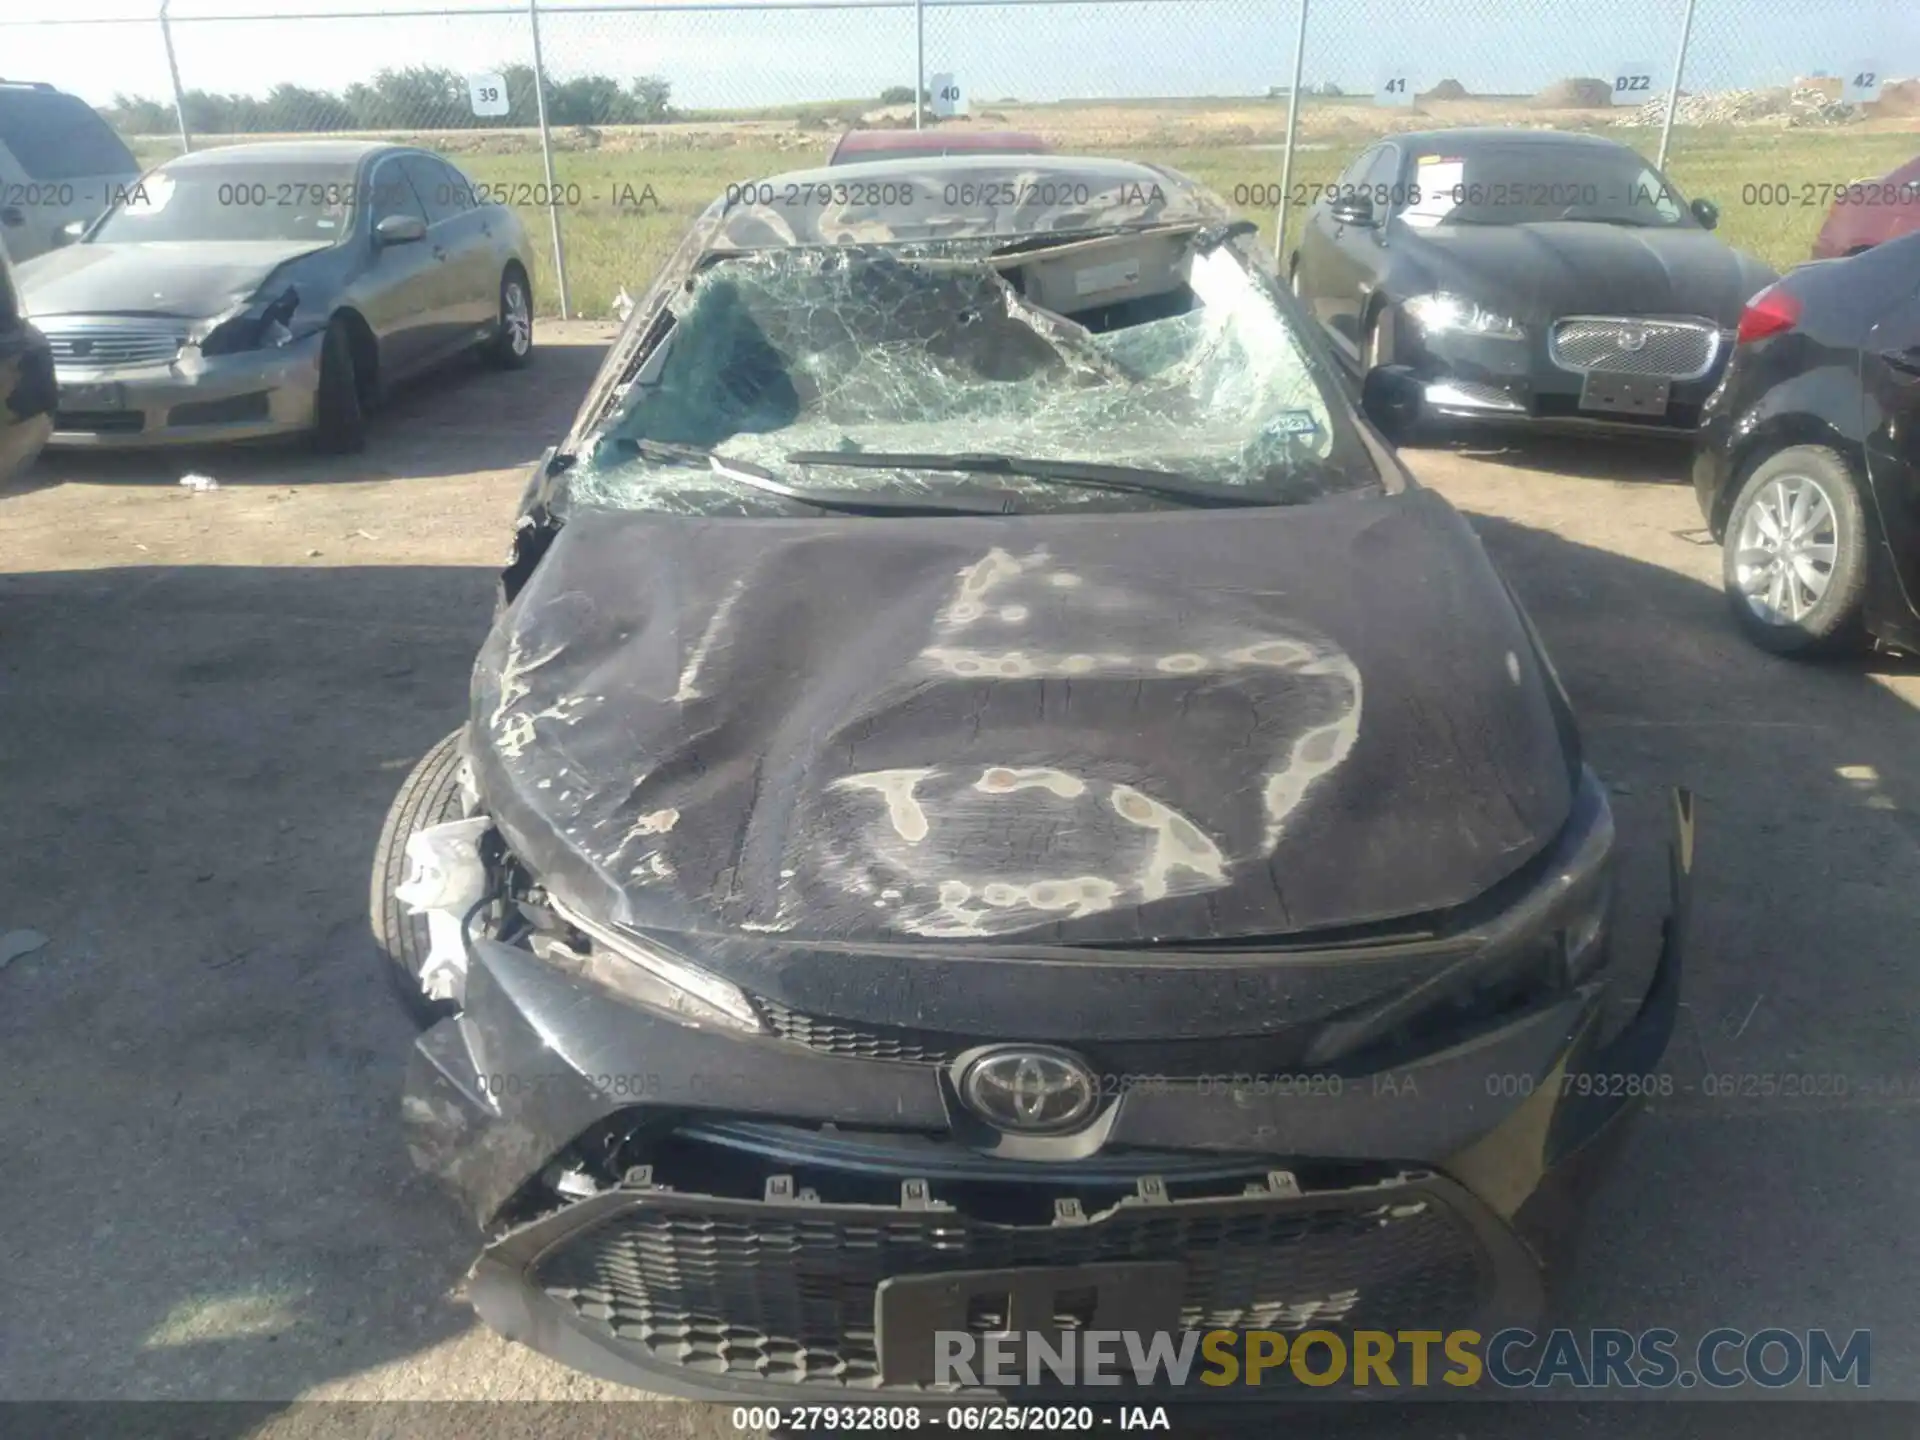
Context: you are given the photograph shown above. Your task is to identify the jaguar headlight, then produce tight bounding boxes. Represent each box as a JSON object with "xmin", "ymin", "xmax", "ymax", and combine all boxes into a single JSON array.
[
  {"xmin": 549, "ymin": 896, "xmax": 762, "ymax": 1033},
  {"xmin": 1405, "ymin": 292, "xmax": 1525, "ymax": 340}
]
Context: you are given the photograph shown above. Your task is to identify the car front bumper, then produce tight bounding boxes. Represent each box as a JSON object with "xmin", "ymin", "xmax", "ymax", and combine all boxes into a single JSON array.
[
  {"xmin": 45, "ymin": 331, "xmax": 323, "ymax": 449},
  {"xmin": 404, "ymin": 792, "xmax": 1696, "ymax": 1400},
  {"xmin": 1398, "ymin": 323, "xmax": 1730, "ymax": 438}
]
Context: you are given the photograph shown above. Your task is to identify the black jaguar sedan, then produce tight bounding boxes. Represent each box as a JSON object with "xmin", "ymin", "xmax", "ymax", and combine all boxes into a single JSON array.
[
  {"xmin": 1289, "ymin": 129, "xmax": 1776, "ymax": 439},
  {"xmin": 1693, "ymin": 235, "xmax": 1920, "ymax": 657},
  {"xmin": 374, "ymin": 153, "xmax": 1692, "ymax": 1401}
]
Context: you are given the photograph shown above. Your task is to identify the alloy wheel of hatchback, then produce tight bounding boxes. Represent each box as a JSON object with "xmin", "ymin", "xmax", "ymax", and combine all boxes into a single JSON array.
[
  {"xmin": 1720, "ymin": 444, "xmax": 1869, "ymax": 656},
  {"xmin": 1731, "ymin": 471, "xmax": 1837, "ymax": 627}
]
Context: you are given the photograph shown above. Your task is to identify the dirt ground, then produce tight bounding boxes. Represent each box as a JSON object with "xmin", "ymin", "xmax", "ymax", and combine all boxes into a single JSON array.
[{"xmin": 4, "ymin": 323, "xmax": 1920, "ymax": 1430}]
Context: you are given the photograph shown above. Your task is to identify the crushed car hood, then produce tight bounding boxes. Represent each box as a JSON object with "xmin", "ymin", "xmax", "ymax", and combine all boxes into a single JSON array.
[
  {"xmin": 470, "ymin": 487, "xmax": 1576, "ymax": 948},
  {"xmin": 1400, "ymin": 222, "xmax": 1775, "ymax": 325},
  {"xmin": 15, "ymin": 240, "xmax": 327, "ymax": 320}
]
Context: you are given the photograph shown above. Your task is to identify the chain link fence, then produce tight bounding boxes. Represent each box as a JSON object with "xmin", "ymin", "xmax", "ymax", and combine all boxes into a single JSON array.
[{"xmin": 2, "ymin": 0, "xmax": 1912, "ymax": 318}]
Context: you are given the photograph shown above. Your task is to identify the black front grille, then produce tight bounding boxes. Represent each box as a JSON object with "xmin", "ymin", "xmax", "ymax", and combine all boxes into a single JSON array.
[
  {"xmin": 533, "ymin": 1181, "xmax": 1493, "ymax": 1388},
  {"xmin": 55, "ymin": 410, "xmax": 143, "ymax": 434},
  {"xmin": 169, "ymin": 392, "xmax": 271, "ymax": 427},
  {"xmin": 756, "ymin": 998, "xmax": 960, "ymax": 1063},
  {"xmin": 753, "ymin": 997, "xmax": 1309, "ymax": 1075}
]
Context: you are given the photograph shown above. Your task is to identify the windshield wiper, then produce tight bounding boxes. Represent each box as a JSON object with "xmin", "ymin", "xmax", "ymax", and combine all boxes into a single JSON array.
[
  {"xmin": 607, "ymin": 438, "xmax": 1018, "ymax": 515},
  {"xmin": 784, "ymin": 451, "xmax": 1276, "ymax": 509}
]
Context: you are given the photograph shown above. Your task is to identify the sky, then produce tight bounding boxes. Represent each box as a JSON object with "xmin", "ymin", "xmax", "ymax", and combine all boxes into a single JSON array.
[{"xmin": 1, "ymin": 0, "xmax": 1912, "ymax": 114}]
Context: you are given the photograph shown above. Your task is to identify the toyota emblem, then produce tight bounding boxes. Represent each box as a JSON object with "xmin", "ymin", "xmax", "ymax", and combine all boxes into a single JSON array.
[
  {"xmin": 959, "ymin": 1047, "xmax": 1098, "ymax": 1133},
  {"xmin": 1616, "ymin": 328, "xmax": 1649, "ymax": 352},
  {"xmin": 70, "ymin": 338, "xmax": 93, "ymax": 356}
]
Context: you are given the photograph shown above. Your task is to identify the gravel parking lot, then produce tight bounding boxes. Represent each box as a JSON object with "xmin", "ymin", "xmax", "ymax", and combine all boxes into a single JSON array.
[{"xmin": 5, "ymin": 321, "xmax": 1919, "ymax": 1428}]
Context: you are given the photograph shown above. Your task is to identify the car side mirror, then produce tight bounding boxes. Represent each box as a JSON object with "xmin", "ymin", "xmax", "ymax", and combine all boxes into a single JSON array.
[
  {"xmin": 375, "ymin": 213, "xmax": 427, "ymax": 246},
  {"xmin": 1361, "ymin": 364, "xmax": 1423, "ymax": 442},
  {"xmin": 1330, "ymin": 194, "xmax": 1376, "ymax": 228},
  {"xmin": 57, "ymin": 218, "xmax": 88, "ymax": 247},
  {"xmin": 1690, "ymin": 197, "xmax": 1719, "ymax": 230}
]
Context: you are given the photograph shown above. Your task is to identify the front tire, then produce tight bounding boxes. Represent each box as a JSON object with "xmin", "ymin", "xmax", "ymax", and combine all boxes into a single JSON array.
[
  {"xmin": 485, "ymin": 268, "xmax": 534, "ymax": 369},
  {"xmin": 370, "ymin": 729, "xmax": 468, "ymax": 1029},
  {"xmin": 1721, "ymin": 444, "xmax": 1869, "ymax": 656},
  {"xmin": 311, "ymin": 318, "xmax": 367, "ymax": 454}
]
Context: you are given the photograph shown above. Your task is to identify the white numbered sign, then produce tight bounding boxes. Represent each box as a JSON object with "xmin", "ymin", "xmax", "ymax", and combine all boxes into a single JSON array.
[
  {"xmin": 930, "ymin": 73, "xmax": 966, "ymax": 117},
  {"xmin": 1611, "ymin": 61, "xmax": 1656, "ymax": 105},
  {"xmin": 1843, "ymin": 62, "xmax": 1882, "ymax": 103},
  {"xmin": 1375, "ymin": 71, "xmax": 1415, "ymax": 107},
  {"xmin": 468, "ymin": 73, "xmax": 509, "ymax": 118}
]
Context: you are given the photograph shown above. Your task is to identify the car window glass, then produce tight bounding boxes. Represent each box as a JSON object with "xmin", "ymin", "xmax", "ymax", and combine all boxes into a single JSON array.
[
  {"xmin": 1334, "ymin": 146, "xmax": 1379, "ymax": 190},
  {"xmin": 435, "ymin": 161, "xmax": 478, "ymax": 213},
  {"xmin": 1359, "ymin": 147, "xmax": 1401, "ymax": 213},
  {"xmin": 0, "ymin": 89, "xmax": 137, "ymax": 180},
  {"xmin": 566, "ymin": 241, "xmax": 1379, "ymax": 515},
  {"xmin": 1401, "ymin": 144, "xmax": 1694, "ymax": 230},
  {"xmin": 371, "ymin": 160, "xmax": 427, "ymax": 225},
  {"xmin": 400, "ymin": 156, "xmax": 461, "ymax": 224},
  {"xmin": 91, "ymin": 162, "xmax": 357, "ymax": 243}
]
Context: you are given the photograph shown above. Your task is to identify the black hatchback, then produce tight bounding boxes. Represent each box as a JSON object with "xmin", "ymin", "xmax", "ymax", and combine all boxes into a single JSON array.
[
  {"xmin": 1692, "ymin": 234, "xmax": 1920, "ymax": 656},
  {"xmin": 0, "ymin": 237, "xmax": 53, "ymax": 485}
]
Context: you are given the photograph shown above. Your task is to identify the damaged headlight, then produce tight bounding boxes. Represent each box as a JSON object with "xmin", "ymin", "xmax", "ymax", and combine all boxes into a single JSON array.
[
  {"xmin": 1405, "ymin": 292, "xmax": 1525, "ymax": 340},
  {"xmin": 193, "ymin": 286, "xmax": 300, "ymax": 357},
  {"xmin": 1498, "ymin": 768, "xmax": 1617, "ymax": 985},
  {"xmin": 548, "ymin": 896, "xmax": 763, "ymax": 1034}
]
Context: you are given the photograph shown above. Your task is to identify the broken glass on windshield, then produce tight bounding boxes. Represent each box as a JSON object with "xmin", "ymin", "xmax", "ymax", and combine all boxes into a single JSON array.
[{"xmin": 567, "ymin": 233, "xmax": 1366, "ymax": 514}]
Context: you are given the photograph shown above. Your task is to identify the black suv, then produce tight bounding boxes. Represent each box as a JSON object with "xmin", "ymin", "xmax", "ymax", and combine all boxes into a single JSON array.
[{"xmin": 0, "ymin": 236, "xmax": 53, "ymax": 484}]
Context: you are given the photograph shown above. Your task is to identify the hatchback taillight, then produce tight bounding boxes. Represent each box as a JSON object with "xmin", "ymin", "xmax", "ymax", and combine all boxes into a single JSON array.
[{"xmin": 1736, "ymin": 286, "xmax": 1801, "ymax": 343}]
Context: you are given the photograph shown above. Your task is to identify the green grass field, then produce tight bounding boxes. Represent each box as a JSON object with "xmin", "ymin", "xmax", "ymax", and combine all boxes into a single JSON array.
[{"xmin": 134, "ymin": 126, "xmax": 1917, "ymax": 320}]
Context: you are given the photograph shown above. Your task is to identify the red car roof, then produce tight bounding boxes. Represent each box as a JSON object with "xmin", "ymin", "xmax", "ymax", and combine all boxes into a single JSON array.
[
  {"xmin": 1810, "ymin": 153, "xmax": 1920, "ymax": 259},
  {"xmin": 829, "ymin": 128, "xmax": 1051, "ymax": 165}
]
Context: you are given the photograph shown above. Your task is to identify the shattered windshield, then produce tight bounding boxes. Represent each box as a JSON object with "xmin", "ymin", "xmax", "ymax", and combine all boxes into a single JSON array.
[{"xmin": 566, "ymin": 233, "xmax": 1374, "ymax": 515}]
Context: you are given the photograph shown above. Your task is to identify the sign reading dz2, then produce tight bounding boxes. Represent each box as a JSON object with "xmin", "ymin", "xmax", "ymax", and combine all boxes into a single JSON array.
[{"xmin": 1611, "ymin": 61, "xmax": 1655, "ymax": 105}]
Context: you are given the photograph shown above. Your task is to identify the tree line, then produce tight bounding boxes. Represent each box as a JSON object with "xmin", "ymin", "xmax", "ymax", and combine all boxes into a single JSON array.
[{"xmin": 98, "ymin": 65, "xmax": 677, "ymax": 135}]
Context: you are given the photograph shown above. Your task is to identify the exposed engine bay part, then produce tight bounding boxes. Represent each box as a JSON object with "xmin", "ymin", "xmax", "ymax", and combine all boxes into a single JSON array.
[{"xmin": 394, "ymin": 817, "xmax": 492, "ymax": 1006}]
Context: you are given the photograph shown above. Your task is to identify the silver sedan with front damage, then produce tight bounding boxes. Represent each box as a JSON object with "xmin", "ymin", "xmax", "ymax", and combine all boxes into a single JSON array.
[{"xmin": 15, "ymin": 140, "xmax": 536, "ymax": 452}]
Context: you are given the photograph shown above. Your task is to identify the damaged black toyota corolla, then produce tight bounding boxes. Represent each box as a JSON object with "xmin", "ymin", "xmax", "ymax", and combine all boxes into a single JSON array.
[{"xmin": 372, "ymin": 154, "xmax": 1693, "ymax": 1399}]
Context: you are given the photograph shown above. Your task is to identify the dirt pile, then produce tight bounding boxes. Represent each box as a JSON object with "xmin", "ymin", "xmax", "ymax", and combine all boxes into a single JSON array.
[
  {"xmin": 1870, "ymin": 79, "xmax": 1920, "ymax": 116},
  {"xmin": 1535, "ymin": 77, "xmax": 1614, "ymax": 108},
  {"xmin": 1419, "ymin": 78, "xmax": 1470, "ymax": 101}
]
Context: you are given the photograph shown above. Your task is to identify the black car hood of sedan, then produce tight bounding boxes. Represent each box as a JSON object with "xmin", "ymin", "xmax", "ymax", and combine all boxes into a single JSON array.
[
  {"xmin": 15, "ymin": 240, "xmax": 330, "ymax": 321},
  {"xmin": 469, "ymin": 487, "xmax": 1577, "ymax": 956},
  {"xmin": 1398, "ymin": 221, "xmax": 1775, "ymax": 325}
]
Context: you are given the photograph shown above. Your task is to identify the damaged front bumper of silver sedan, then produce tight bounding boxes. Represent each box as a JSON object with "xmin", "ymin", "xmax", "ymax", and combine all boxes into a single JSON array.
[
  {"xmin": 400, "ymin": 775, "xmax": 1694, "ymax": 1401},
  {"xmin": 44, "ymin": 327, "xmax": 324, "ymax": 448}
]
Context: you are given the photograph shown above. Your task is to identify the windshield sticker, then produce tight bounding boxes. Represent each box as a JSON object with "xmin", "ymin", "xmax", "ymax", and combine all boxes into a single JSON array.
[
  {"xmin": 1402, "ymin": 158, "xmax": 1464, "ymax": 229},
  {"xmin": 1264, "ymin": 410, "xmax": 1320, "ymax": 437}
]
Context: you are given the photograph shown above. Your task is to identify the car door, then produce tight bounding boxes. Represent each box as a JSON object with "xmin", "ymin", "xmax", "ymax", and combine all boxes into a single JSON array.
[
  {"xmin": 1294, "ymin": 145, "xmax": 1380, "ymax": 338},
  {"xmin": 429, "ymin": 156, "xmax": 506, "ymax": 341},
  {"xmin": 1862, "ymin": 279, "xmax": 1920, "ymax": 618},
  {"xmin": 355, "ymin": 155, "xmax": 443, "ymax": 381},
  {"xmin": 1319, "ymin": 143, "xmax": 1403, "ymax": 363},
  {"xmin": 396, "ymin": 154, "xmax": 492, "ymax": 361}
]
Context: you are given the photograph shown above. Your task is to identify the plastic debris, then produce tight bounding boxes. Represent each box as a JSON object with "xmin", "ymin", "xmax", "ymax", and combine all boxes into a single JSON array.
[
  {"xmin": 612, "ymin": 286, "xmax": 636, "ymax": 322},
  {"xmin": 0, "ymin": 929, "xmax": 49, "ymax": 970},
  {"xmin": 178, "ymin": 474, "xmax": 220, "ymax": 491}
]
